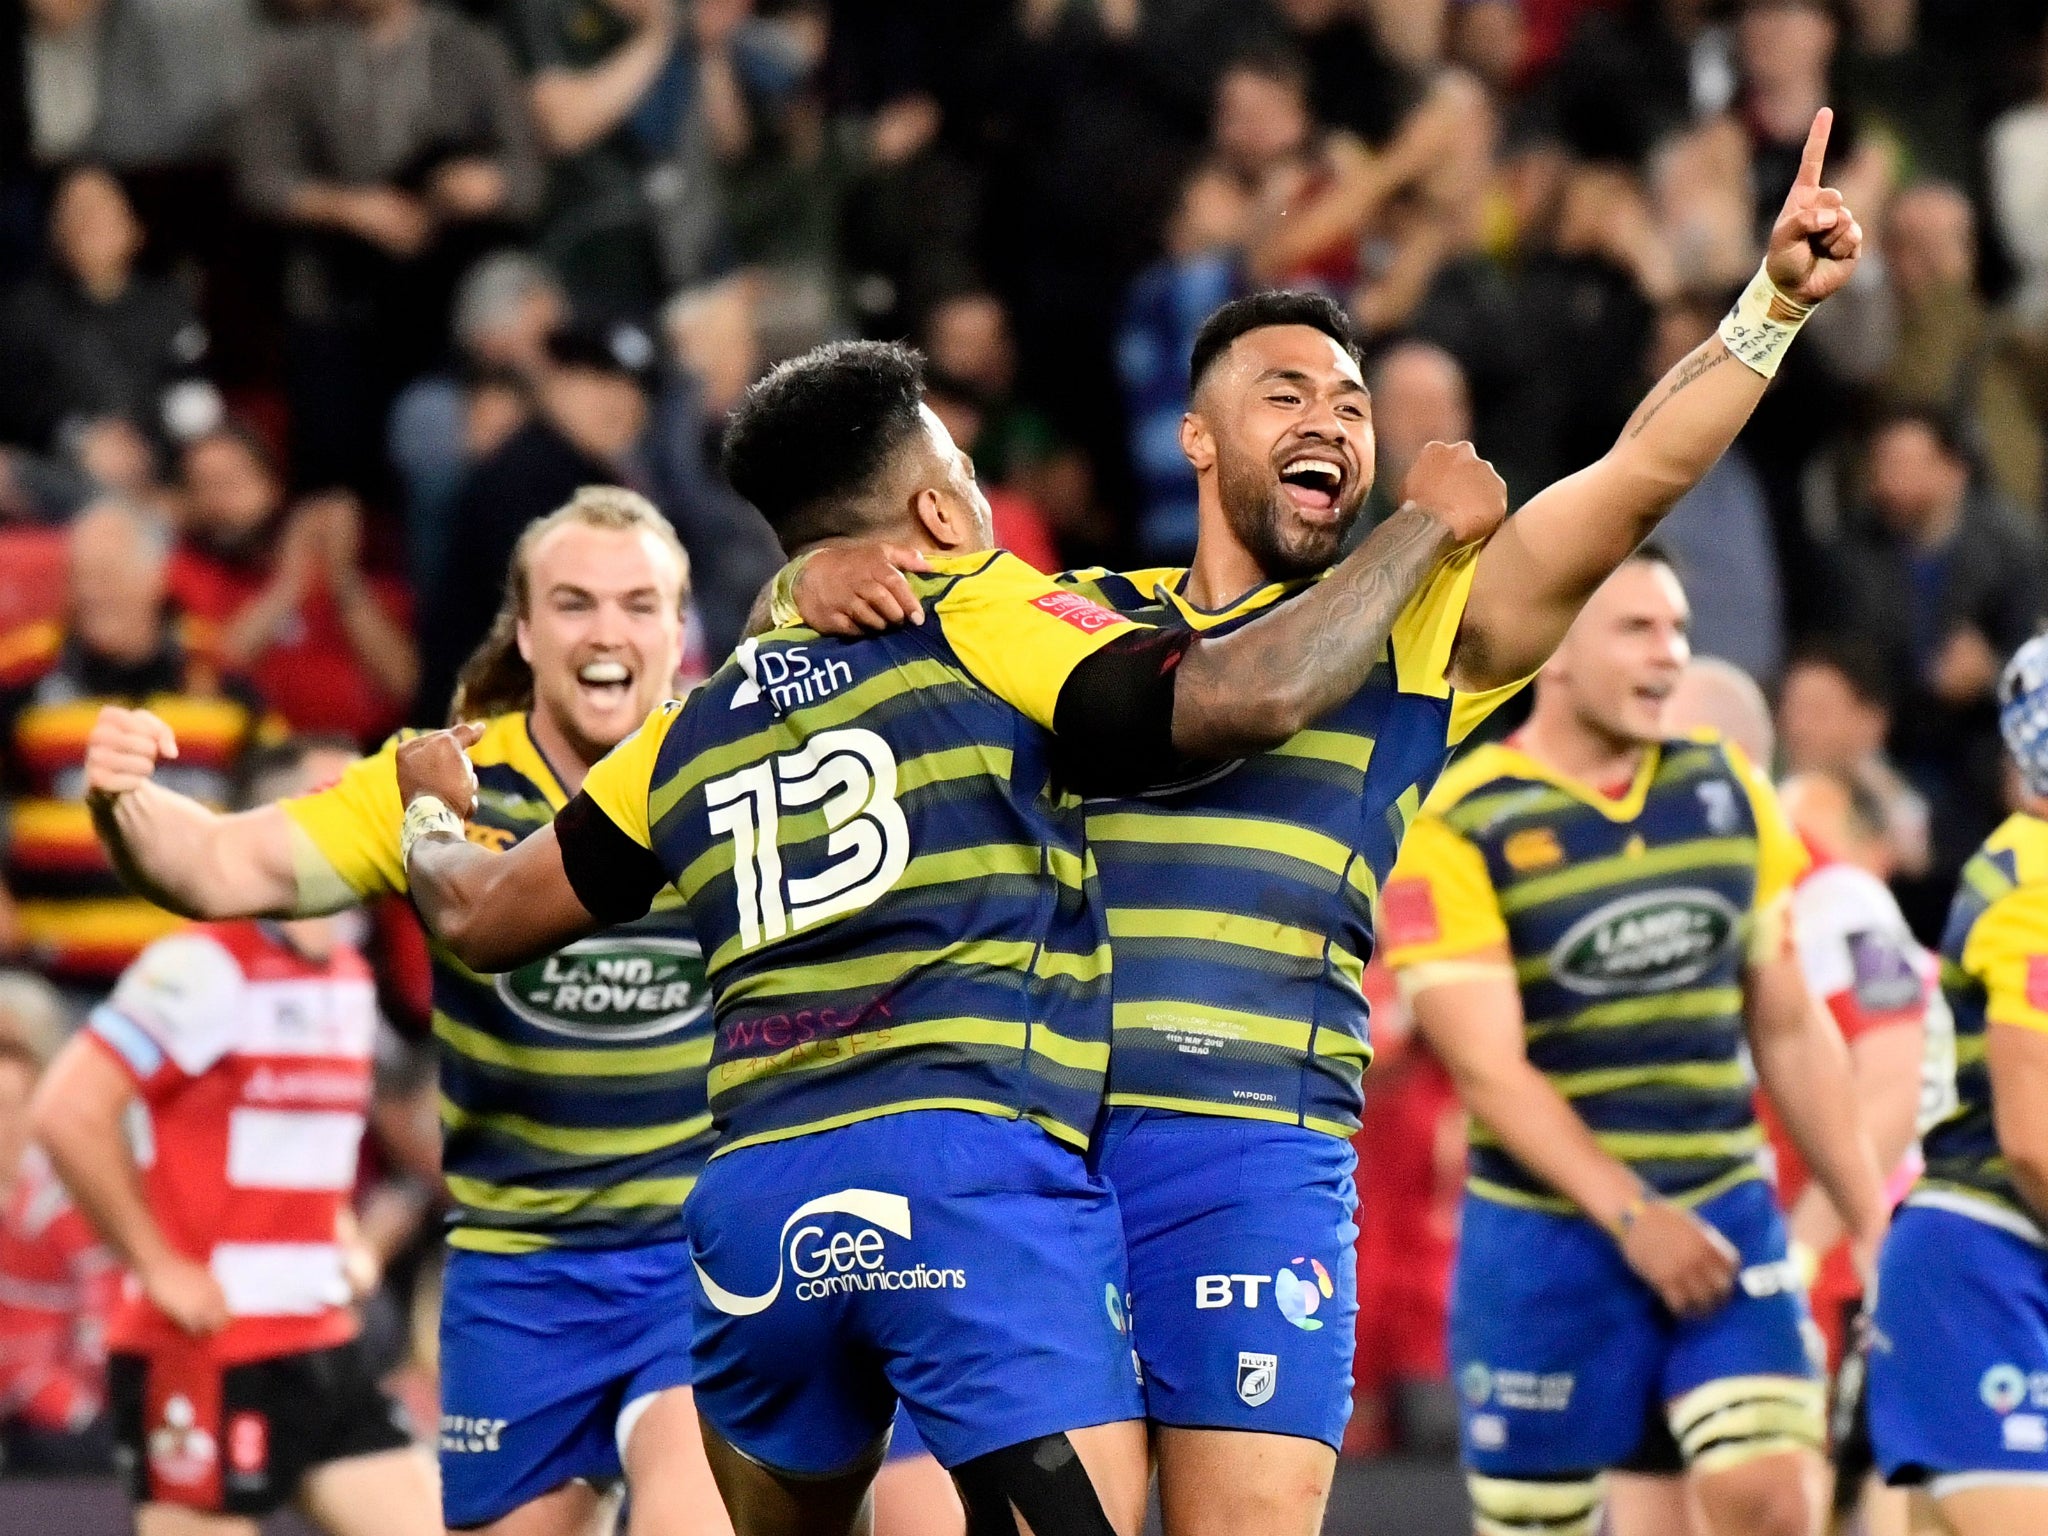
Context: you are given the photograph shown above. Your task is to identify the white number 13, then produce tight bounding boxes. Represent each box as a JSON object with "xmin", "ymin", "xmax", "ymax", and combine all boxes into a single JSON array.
[{"xmin": 705, "ymin": 728, "xmax": 911, "ymax": 952}]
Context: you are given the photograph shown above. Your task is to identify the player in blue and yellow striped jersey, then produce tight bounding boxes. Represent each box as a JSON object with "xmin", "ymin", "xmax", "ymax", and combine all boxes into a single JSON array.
[
  {"xmin": 1866, "ymin": 634, "xmax": 2048, "ymax": 1536},
  {"xmin": 76, "ymin": 490, "xmax": 728, "ymax": 1536},
  {"xmin": 1382, "ymin": 550, "xmax": 1887, "ymax": 1536},
  {"xmin": 780, "ymin": 108, "xmax": 1871, "ymax": 1536},
  {"xmin": 390, "ymin": 339, "xmax": 1507, "ymax": 1536}
]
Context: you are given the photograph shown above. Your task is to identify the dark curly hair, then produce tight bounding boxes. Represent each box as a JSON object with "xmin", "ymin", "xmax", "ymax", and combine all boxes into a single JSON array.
[
  {"xmin": 1188, "ymin": 290, "xmax": 1363, "ymax": 394},
  {"xmin": 722, "ymin": 340, "xmax": 929, "ymax": 554}
]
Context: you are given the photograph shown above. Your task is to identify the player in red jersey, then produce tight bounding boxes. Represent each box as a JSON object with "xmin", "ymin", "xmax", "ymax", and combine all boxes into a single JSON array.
[
  {"xmin": 0, "ymin": 972, "xmax": 117, "ymax": 1465},
  {"xmin": 31, "ymin": 740, "xmax": 438, "ymax": 1536}
]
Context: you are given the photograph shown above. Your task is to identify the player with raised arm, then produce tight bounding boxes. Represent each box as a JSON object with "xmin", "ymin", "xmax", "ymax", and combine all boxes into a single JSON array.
[
  {"xmin": 782, "ymin": 108, "xmax": 1868, "ymax": 1536},
  {"xmin": 73, "ymin": 489, "xmax": 729, "ymax": 1536},
  {"xmin": 32, "ymin": 739, "xmax": 439, "ymax": 1536},
  {"xmin": 1865, "ymin": 634, "xmax": 2048, "ymax": 1536},
  {"xmin": 1380, "ymin": 551, "xmax": 1886, "ymax": 1536},
  {"xmin": 388, "ymin": 338, "xmax": 1506, "ymax": 1536}
]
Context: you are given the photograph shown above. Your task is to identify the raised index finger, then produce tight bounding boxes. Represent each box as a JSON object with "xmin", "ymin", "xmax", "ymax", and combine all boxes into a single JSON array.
[{"xmin": 1795, "ymin": 107, "xmax": 1833, "ymax": 190}]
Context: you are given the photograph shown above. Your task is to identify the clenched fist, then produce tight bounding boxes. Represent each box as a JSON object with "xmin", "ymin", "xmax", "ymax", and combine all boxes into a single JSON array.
[
  {"xmin": 1400, "ymin": 440, "xmax": 1508, "ymax": 546},
  {"xmin": 395, "ymin": 723, "xmax": 485, "ymax": 817},
  {"xmin": 84, "ymin": 707, "xmax": 179, "ymax": 802}
]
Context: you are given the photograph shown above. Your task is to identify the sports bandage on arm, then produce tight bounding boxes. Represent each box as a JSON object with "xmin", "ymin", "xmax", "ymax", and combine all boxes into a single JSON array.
[
  {"xmin": 1718, "ymin": 264, "xmax": 1813, "ymax": 380},
  {"xmin": 400, "ymin": 796, "xmax": 463, "ymax": 870},
  {"xmin": 768, "ymin": 550, "xmax": 819, "ymax": 629}
]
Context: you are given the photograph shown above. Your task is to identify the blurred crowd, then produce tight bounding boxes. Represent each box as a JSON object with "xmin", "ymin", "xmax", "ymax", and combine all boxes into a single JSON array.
[{"xmin": 4, "ymin": 0, "xmax": 2048, "ymax": 1474}]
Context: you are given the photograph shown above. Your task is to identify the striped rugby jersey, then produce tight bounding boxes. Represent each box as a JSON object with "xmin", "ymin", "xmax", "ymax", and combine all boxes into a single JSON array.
[
  {"xmin": 1912, "ymin": 812, "xmax": 2048, "ymax": 1242},
  {"xmin": 284, "ymin": 714, "xmax": 713, "ymax": 1254},
  {"xmin": 0, "ymin": 618, "xmax": 282, "ymax": 985},
  {"xmin": 579, "ymin": 551, "xmax": 1144, "ymax": 1158},
  {"xmin": 1058, "ymin": 547, "xmax": 1523, "ymax": 1137},
  {"xmin": 1382, "ymin": 734, "xmax": 1806, "ymax": 1211}
]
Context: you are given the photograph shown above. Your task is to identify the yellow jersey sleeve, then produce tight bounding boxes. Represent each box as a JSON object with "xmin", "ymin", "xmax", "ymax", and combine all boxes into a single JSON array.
[
  {"xmin": 1379, "ymin": 809, "xmax": 1509, "ymax": 968},
  {"xmin": 1724, "ymin": 740, "xmax": 1808, "ymax": 912},
  {"xmin": 1967, "ymin": 885, "xmax": 2048, "ymax": 1035},
  {"xmin": 929, "ymin": 550, "xmax": 1147, "ymax": 730},
  {"xmin": 281, "ymin": 740, "xmax": 405, "ymax": 900},
  {"xmin": 1388, "ymin": 542, "xmax": 1534, "ymax": 745},
  {"xmin": 578, "ymin": 700, "xmax": 680, "ymax": 850}
]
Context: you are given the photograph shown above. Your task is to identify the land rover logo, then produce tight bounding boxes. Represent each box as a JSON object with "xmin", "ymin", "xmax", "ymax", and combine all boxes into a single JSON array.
[
  {"xmin": 497, "ymin": 936, "xmax": 710, "ymax": 1041},
  {"xmin": 1548, "ymin": 888, "xmax": 1738, "ymax": 996}
]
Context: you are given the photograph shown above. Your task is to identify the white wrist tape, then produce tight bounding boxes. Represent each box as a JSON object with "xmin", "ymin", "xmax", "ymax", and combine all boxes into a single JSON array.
[
  {"xmin": 1718, "ymin": 263, "xmax": 1813, "ymax": 380},
  {"xmin": 400, "ymin": 795, "xmax": 464, "ymax": 869}
]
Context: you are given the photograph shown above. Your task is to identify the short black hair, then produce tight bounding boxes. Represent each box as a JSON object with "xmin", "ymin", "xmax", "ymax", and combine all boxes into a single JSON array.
[
  {"xmin": 723, "ymin": 340, "xmax": 929, "ymax": 554},
  {"xmin": 1188, "ymin": 290, "xmax": 1364, "ymax": 394},
  {"xmin": 1869, "ymin": 401, "xmax": 1973, "ymax": 468},
  {"xmin": 233, "ymin": 735, "xmax": 358, "ymax": 812},
  {"xmin": 1783, "ymin": 636, "xmax": 1894, "ymax": 713}
]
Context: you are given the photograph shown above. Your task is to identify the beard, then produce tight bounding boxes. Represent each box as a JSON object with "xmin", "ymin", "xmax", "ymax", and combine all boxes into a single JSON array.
[{"xmin": 1215, "ymin": 439, "xmax": 1368, "ymax": 582}]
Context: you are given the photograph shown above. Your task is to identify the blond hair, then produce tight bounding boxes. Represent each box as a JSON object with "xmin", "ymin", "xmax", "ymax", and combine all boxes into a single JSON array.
[{"xmin": 450, "ymin": 487, "xmax": 691, "ymax": 723}]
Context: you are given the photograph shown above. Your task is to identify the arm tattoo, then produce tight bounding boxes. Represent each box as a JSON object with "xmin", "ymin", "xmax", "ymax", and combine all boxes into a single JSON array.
[
  {"xmin": 1627, "ymin": 342, "xmax": 1733, "ymax": 440},
  {"xmin": 1173, "ymin": 503, "xmax": 1456, "ymax": 756}
]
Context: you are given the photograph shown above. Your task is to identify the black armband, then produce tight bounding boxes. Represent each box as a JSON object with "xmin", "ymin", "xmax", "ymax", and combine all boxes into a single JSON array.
[
  {"xmin": 1051, "ymin": 627, "xmax": 1198, "ymax": 796},
  {"xmin": 555, "ymin": 791, "xmax": 669, "ymax": 925}
]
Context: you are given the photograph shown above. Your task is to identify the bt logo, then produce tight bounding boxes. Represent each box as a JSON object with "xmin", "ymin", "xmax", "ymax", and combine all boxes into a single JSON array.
[{"xmin": 1194, "ymin": 1257, "xmax": 1336, "ymax": 1331}]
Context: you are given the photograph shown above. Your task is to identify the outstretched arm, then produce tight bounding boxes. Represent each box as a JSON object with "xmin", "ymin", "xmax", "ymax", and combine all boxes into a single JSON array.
[
  {"xmin": 84, "ymin": 708, "xmax": 332, "ymax": 919},
  {"xmin": 1450, "ymin": 109, "xmax": 1864, "ymax": 691}
]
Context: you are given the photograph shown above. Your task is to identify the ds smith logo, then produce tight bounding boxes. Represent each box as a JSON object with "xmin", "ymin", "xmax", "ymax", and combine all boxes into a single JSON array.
[
  {"xmin": 497, "ymin": 936, "xmax": 710, "ymax": 1042},
  {"xmin": 696, "ymin": 1190, "xmax": 967, "ymax": 1316},
  {"xmin": 732, "ymin": 639, "xmax": 853, "ymax": 713}
]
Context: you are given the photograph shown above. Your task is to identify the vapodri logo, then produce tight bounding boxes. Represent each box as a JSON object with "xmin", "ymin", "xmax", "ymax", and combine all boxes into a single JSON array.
[{"xmin": 695, "ymin": 1189, "xmax": 967, "ymax": 1315}]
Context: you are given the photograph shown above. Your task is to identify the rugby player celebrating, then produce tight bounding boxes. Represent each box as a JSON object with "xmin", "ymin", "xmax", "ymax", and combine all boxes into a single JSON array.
[
  {"xmin": 788, "ymin": 109, "xmax": 1872, "ymax": 1536},
  {"xmin": 75, "ymin": 490, "xmax": 727, "ymax": 1536},
  {"xmin": 389, "ymin": 338, "xmax": 1507, "ymax": 1536}
]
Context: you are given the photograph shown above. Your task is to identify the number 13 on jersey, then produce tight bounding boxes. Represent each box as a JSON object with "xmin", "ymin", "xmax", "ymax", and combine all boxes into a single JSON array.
[{"xmin": 705, "ymin": 728, "xmax": 911, "ymax": 952}]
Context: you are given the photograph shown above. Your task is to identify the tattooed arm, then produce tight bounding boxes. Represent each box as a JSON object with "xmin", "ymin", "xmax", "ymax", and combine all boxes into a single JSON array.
[
  {"xmin": 1169, "ymin": 441, "xmax": 1504, "ymax": 759},
  {"xmin": 1450, "ymin": 109, "xmax": 1865, "ymax": 691}
]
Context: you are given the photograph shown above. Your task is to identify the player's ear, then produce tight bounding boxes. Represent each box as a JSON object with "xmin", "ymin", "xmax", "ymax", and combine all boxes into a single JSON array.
[
  {"xmin": 1180, "ymin": 411, "xmax": 1215, "ymax": 474},
  {"xmin": 911, "ymin": 486, "xmax": 970, "ymax": 552},
  {"xmin": 515, "ymin": 616, "xmax": 534, "ymax": 665}
]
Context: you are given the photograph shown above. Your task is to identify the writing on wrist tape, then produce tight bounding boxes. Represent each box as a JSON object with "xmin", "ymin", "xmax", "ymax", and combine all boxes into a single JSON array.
[
  {"xmin": 400, "ymin": 795, "xmax": 464, "ymax": 868},
  {"xmin": 1718, "ymin": 263, "xmax": 1813, "ymax": 380}
]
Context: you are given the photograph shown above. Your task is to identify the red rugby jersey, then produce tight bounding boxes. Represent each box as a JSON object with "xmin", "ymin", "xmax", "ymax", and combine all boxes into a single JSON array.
[
  {"xmin": 0, "ymin": 1145, "xmax": 116, "ymax": 1429},
  {"xmin": 86, "ymin": 921, "xmax": 376, "ymax": 1365}
]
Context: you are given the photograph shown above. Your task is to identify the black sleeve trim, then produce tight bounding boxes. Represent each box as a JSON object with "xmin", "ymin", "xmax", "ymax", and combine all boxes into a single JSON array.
[
  {"xmin": 1050, "ymin": 628, "xmax": 1198, "ymax": 797},
  {"xmin": 555, "ymin": 791, "xmax": 668, "ymax": 925}
]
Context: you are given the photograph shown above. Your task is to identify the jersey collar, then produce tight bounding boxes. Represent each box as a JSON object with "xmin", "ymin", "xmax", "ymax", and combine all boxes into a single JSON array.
[
  {"xmin": 1158, "ymin": 568, "xmax": 1316, "ymax": 632},
  {"xmin": 1490, "ymin": 738, "xmax": 1665, "ymax": 823}
]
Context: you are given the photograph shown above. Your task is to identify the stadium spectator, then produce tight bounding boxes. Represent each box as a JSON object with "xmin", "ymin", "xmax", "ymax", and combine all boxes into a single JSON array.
[
  {"xmin": 1988, "ymin": 34, "xmax": 2048, "ymax": 328},
  {"xmin": 0, "ymin": 969, "xmax": 116, "ymax": 1475},
  {"xmin": 21, "ymin": 0, "xmax": 102, "ymax": 167},
  {"xmin": 509, "ymin": 0, "xmax": 763, "ymax": 315},
  {"xmin": 837, "ymin": 91, "xmax": 982, "ymax": 341},
  {"xmin": 1119, "ymin": 162, "xmax": 1250, "ymax": 559},
  {"xmin": 1830, "ymin": 407, "xmax": 2044, "ymax": 928},
  {"xmin": 169, "ymin": 427, "xmax": 418, "ymax": 742},
  {"xmin": 922, "ymin": 371, "xmax": 1058, "ymax": 574},
  {"xmin": 0, "ymin": 167, "xmax": 210, "ymax": 456},
  {"xmin": 0, "ymin": 501, "xmax": 277, "ymax": 1006},
  {"xmin": 414, "ymin": 326, "xmax": 660, "ymax": 721},
  {"xmin": 1836, "ymin": 0, "xmax": 1971, "ymax": 189},
  {"xmin": 1776, "ymin": 639, "xmax": 1931, "ymax": 878},
  {"xmin": 32, "ymin": 737, "xmax": 439, "ymax": 1534},
  {"xmin": 235, "ymin": 0, "xmax": 543, "ymax": 493},
  {"xmin": 1873, "ymin": 182, "xmax": 2045, "ymax": 514},
  {"xmin": 1361, "ymin": 340, "xmax": 1473, "ymax": 531}
]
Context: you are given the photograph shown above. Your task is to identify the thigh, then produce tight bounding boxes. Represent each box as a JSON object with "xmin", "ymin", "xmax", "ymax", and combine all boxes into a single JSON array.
[
  {"xmin": 134, "ymin": 1507, "xmax": 261, "ymax": 1536},
  {"xmin": 1100, "ymin": 1112, "xmax": 1358, "ymax": 1452},
  {"xmin": 1934, "ymin": 1480, "xmax": 2048, "ymax": 1536},
  {"xmin": 1867, "ymin": 1205, "xmax": 2048, "ymax": 1488},
  {"xmin": 698, "ymin": 1414, "xmax": 882, "ymax": 1536},
  {"xmin": 1153, "ymin": 1424, "xmax": 1336, "ymax": 1536},
  {"xmin": 438, "ymin": 1246, "xmax": 676, "ymax": 1530},
  {"xmin": 1449, "ymin": 1195, "xmax": 1666, "ymax": 1478},
  {"xmin": 1662, "ymin": 1183, "xmax": 1824, "ymax": 1476},
  {"xmin": 298, "ymin": 1447, "xmax": 442, "ymax": 1536},
  {"xmin": 620, "ymin": 1386, "xmax": 731, "ymax": 1536}
]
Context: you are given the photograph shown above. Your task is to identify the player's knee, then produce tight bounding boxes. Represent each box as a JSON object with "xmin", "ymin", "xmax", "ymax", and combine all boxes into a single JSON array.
[
  {"xmin": 1692, "ymin": 1456, "xmax": 1821, "ymax": 1536},
  {"xmin": 953, "ymin": 1433, "xmax": 1120, "ymax": 1536},
  {"xmin": 1465, "ymin": 1471, "xmax": 1605, "ymax": 1536}
]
